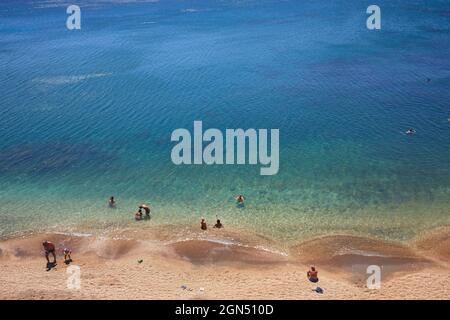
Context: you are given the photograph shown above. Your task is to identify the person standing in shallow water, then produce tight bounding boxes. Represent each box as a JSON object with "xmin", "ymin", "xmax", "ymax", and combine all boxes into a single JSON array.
[
  {"xmin": 214, "ymin": 219, "xmax": 223, "ymax": 229},
  {"xmin": 135, "ymin": 208, "xmax": 143, "ymax": 221},
  {"xmin": 139, "ymin": 204, "xmax": 151, "ymax": 218},
  {"xmin": 108, "ymin": 196, "xmax": 116, "ymax": 208},
  {"xmin": 201, "ymin": 218, "xmax": 207, "ymax": 230},
  {"xmin": 235, "ymin": 195, "xmax": 245, "ymax": 204}
]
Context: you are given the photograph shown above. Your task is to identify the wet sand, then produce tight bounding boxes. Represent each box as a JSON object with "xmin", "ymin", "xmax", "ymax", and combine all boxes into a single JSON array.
[{"xmin": 0, "ymin": 227, "xmax": 449, "ymax": 300}]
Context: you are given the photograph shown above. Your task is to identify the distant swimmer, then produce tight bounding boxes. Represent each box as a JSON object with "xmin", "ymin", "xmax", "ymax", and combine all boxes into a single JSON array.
[
  {"xmin": 235, "ymin": 195, "xmax": 245, "ymax": 204},
  {"xmin": 307, "ymin": 266, "xmax": 319, "ymax": 283},
  {"xmin": 42, "ymin": 241, "xmax": 56, "ymax": 264},
  {"xmin": 139, "ymin": 204, "xmax": 151, "ymax": 218},
  {"xmin": 135, "ymin": 208, "xmax": 143, "ymax": 221},
  {"xmin": 201, "ymin": 218, "xmax": 207, "ymax": 231},
  {"xmin": 406, "ymin": 128, "xmax": 416, "ymax": 135},
  {"xmin": 214, "ymin": 219, "xmax": 223, "ymax": 229},
  {"xmin": 108, "ymin": 196, "xmax": 116, "ymax": 208}
]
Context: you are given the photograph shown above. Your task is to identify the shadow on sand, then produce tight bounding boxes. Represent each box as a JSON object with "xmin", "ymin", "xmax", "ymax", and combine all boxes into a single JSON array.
[{"xmin": 46, "ymin": 262, "xmax": 57, "ymax": 271}]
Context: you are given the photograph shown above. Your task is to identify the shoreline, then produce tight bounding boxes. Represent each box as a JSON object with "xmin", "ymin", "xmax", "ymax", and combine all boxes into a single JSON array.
[{"xmin": 0, "ymin": 226, "xmax": 449, "ymax": 299}]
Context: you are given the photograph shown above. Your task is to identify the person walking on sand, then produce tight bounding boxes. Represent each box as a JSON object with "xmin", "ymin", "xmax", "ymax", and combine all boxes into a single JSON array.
[
  {"xmin": 42, "ymin": 241, "xmax": 56, "ymax": 264},
  {"xmin": 307, "ymin": 266, "xmax": 319, "ymax": 283},
  {"xmin": 201, "ymin": 218, "xmax": 207, "ymax": 230},
  {"xmin": 63, "ymin": 248, "xmax": 72, "ymax": 263}
]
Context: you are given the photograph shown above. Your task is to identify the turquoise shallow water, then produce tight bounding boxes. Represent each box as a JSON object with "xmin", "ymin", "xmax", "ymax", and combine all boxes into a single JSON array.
[{"xmin": 0, "ymin": 0, "xmax": 449, "ymax": 242}]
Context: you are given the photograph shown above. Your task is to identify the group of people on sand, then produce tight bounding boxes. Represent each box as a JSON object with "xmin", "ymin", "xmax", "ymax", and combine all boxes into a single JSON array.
[{"xmin": 42, "ymin": 240, "xmax": 72, "ymax": 268}]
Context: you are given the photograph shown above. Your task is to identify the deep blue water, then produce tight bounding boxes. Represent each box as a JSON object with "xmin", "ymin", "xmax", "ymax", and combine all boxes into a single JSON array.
[{"xmin": 0, "ymin": 0, "xmax": 449, "ymax": 241}]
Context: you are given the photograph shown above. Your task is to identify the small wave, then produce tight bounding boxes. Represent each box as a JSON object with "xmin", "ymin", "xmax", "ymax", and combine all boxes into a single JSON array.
[
  {"xmin": 34, "ymin": 0, "xmax": 160, "ymax": 9},
  {"xmin": 166, "ymin": 236, "xmax": 288, "ymax": 257},
  {"xmin": 251, "ymin": 245, "xmax": 288, "ymax": 257},
  {"xmin": 165, "ymin": 236, "xmax": 237, "ymax": 246},
  {"xmin": 52, "ymin": 231, "xmax": 93, "ymax": 238},
  {"xmin": 334, "ymin": 247, "xmax": 391, "ymax": 258},
  {"xmin": 33, "ymin": 73, "xmax": 112, "ymax": 85},
  {"xmin": 182, "ymin": 8, "xmax": 199, "ymax": 13}
]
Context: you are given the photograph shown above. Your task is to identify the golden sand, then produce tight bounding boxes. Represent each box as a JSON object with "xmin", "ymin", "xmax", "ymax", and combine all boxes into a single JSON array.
[{"xmin": 0, "ymin": 227, "xmax": 449, "ymax": 300}]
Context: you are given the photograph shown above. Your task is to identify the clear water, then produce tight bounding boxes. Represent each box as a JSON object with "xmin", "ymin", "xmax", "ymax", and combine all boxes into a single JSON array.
[{"xmin": 0, "ymin": 0, "xmax": 449, "ymax": 242}]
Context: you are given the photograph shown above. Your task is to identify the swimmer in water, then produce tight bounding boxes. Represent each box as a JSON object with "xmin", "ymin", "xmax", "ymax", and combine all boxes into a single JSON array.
[
  {"xmin": 139, "ymin": 204, "xmax": 151, "ymax": 218},
  {"xmin": 201, "ymin": 218, "xmax": 207, "ymax": 231},
  {"xmin": 406, "ymin": 128, "xmax": 416, "ymax": 135},
  {"xmin": 214, "ymin": 219, "xmax": 223, "ymax": 229},
  {"xmin": 235, "ymin": 195, "xmax": 245, "ymax": 204},
  {"xmin": 135, "ymin": 208, "xmax": 143, "ymax": 221},
  {"xmin": 108, "ymin": 196, "xmax": 116, "ymax": 208}
]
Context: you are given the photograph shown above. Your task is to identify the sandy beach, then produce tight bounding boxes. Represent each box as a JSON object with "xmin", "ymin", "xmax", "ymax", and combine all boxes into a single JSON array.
[
  {"xmin": 1, "ymin": 0, "xmax": 449, "ymax": 304},
  {"xmin": 0, "ymin": 226, "xmax": 449, "ymax": 300}
]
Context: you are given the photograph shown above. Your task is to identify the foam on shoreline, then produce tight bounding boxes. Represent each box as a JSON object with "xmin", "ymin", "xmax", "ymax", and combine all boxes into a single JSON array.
[{"xmin": 1, "ymin": 227, "xmax": 448, "ymax": 274}]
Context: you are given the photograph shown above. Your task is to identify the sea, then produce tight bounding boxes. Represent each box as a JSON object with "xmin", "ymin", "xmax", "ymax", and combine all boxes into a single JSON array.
[{"xmin": 0, "ymin": 0, "xmax": 449, "ymax": 244}]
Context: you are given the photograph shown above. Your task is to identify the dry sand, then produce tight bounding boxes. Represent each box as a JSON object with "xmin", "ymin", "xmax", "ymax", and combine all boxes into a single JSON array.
[{"xmin": 0, "ymin": 227, "xmax": 449, "ymax": 300}]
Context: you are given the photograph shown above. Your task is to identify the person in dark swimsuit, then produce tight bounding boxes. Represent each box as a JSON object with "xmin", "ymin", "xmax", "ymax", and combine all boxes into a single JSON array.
[
  {"xmin": 108, "ymin": 196, "xmax": 116, "ymax": 208},
  {"xmin": 214, "ymin": 219, "xmax": 223, "ymax": 229},
  {"xmin": 201, "ymin": 218, "xmax": 207, "ymax": 230}
]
